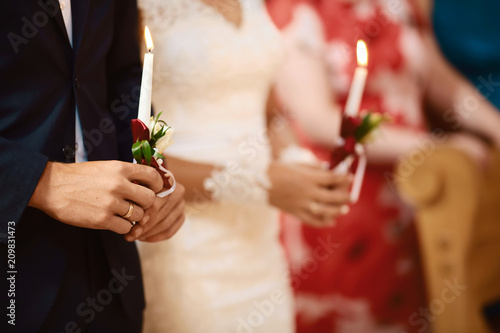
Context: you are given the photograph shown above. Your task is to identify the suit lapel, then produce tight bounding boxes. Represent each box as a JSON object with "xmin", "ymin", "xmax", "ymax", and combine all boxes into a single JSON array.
[
  {"xmin": 71, "ymin": 0, "xmax": 90, "ymax": 56},
  {"xmin": 40, "ymin": 0, "xmax": 72, "ymax": 47}
]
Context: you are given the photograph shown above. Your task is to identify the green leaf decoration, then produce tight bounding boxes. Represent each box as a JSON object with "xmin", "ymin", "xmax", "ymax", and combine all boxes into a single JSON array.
[
  {"xmin": 151, "ymin": 125, "xmax": 171, "ymax": 147},
  {"xmin": 355, "ymin": 112, "xmax": 391, "ymax": 143},
  {"xmin": 160, "ymin": 126, "xmax": 170, "ymax": 138},
  {"xmin": 156, "ymin": 111, "xmax": 163, "ymax": 122},
  {"xmin": 142, "ymin": 140, "xmax": 152, "ymax": 165},
  {"xmin": 149, "ymin": 136, "xmax": 157, "ymax": 147},
  {"xmin": 355, "ymin": 114, "xmax": 372, "ymax": 141},
  {"xmin": 132, "ymin": 141, "xmax": 143, "ymax": 163},
  {"xmin": 149, "ymin": 112, "xmax": 169, "ymax": 146},
  {"xmin": 153, "ymin": 150, "xmax": 166, "ymax": 160}
]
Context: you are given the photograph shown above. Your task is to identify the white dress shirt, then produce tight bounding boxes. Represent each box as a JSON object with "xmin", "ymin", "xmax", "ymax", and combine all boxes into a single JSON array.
[{"xmin": 60, "ymin": 0, "xmax": 87, "ymax": 163}]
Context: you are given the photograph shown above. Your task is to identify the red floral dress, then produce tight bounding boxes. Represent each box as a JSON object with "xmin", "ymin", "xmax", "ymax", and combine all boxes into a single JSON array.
[{"xmin": 268, "ymin": 0, "xmax": 430, "ymax": 332}]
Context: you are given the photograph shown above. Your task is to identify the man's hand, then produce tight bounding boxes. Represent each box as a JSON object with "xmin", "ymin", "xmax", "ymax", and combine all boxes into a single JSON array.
[
  {"xmin": 125, "ymin": 183, "xmax": 186, "ymax": 242},
  {"xmin": 28, "ymin": 161, "xmax": 163, "ymax": 234}
]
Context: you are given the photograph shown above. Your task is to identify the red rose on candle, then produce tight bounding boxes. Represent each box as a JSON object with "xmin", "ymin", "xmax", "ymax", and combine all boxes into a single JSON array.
[{"xmin": 131, "ymin": 113, "xmax": 175, "ymax": 192}]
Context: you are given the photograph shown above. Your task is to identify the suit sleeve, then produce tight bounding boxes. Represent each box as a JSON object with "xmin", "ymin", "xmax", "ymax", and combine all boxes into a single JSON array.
[
  {"xmin": 0, "ymin": 137, "xmax": 48, "ymax": 244},
  {"xmin": 106, "ymin": 0, "xmax": 143, "ymax": 163}
]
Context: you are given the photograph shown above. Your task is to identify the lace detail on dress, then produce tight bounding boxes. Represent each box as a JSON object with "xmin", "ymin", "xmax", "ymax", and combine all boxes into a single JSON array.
[
  {"xmin": 203, "ymin": 158, "xmax": 271, "ymax": 205},
  {"xmin": 138, "ymin": 0, "xmax": 214, "ymax": 29}
]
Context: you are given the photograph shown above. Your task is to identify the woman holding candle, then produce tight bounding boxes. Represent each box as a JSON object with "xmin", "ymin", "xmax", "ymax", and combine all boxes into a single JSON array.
[
  {"xmin": 135, "ymin": 0, "xmax": 352, "ymax": 332},
  {"xmin": 267, "ymin": 0, "xmax": 500, "ymax": 332}
]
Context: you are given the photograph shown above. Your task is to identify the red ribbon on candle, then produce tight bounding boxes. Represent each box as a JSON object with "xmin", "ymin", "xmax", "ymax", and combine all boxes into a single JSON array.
[{"xmin": 330, "ymin": 116, "xmax": 362, "ymax": 169}]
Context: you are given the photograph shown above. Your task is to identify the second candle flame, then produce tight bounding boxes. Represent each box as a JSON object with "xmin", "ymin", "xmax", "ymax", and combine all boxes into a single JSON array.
[
  {"xmin": 145, "ymin": 26, "xmax": 154, "ymax": 53},
  {"xmin": 356, "ymin": 40, "xmax": 368, "ymax": 67}
]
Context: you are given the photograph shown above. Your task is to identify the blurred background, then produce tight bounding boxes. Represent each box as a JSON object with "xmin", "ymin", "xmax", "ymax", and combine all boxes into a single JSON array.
[{"xmin": 266, "ymin": 0, "xmax": 500, "ymax": 332}]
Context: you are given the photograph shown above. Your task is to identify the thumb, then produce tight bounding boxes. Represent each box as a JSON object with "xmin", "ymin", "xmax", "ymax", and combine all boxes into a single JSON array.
[{"xmin": 297, "ymin": 160, "xmax": 330, "ymax": 170}]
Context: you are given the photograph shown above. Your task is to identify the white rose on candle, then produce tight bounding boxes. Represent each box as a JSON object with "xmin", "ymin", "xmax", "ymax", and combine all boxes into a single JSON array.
[
  {"xmin": 146, "ymin": 112, "xmax": 174, "ymax": 157},
  {"xmin": 155, "ymin": 128, "xmax": 175, "ymax": 155},
  {"xmin": 148, "ymin": 116, "xmax": 161, "ymax": 134}
]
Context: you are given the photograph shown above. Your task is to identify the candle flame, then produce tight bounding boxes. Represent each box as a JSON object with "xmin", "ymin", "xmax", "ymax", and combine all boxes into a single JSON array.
[
  {"xmin": 145, "ymin": 26, "xmax": 154, "ymax": 52},
  {"xmin": 356, "ymin": 40, "xmax": 368, "ymax": 67}
]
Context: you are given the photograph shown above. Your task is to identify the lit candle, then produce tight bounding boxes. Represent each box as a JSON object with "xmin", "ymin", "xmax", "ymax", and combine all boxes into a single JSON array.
[
  {"xmin": 137, "ymin": 26, "xmax": 154, "ymax": 129},
  {"xmin": 344, "ymin": 40, "xmax": 368, "ymax": 117}
]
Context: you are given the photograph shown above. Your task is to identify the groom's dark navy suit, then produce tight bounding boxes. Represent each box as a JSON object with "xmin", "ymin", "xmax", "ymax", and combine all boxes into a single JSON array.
[{"xmin": 0, "ymin": 0, "xmax": 145, "ymax": 331}]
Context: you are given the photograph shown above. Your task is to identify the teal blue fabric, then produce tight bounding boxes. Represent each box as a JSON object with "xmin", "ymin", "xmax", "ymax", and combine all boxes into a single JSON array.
[{"xmin": 433, "ymin": 0, "xmax": 500, "ymax": 109}]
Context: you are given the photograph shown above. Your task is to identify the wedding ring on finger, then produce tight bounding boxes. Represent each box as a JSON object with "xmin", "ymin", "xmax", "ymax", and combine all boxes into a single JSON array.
[
  {"xmin": 308, "ymin": 201, "xmax": 322, "ymax": 215},
  {"xmin": 122, "ymin": 202, "xmax": 135, "ymax": 219}
]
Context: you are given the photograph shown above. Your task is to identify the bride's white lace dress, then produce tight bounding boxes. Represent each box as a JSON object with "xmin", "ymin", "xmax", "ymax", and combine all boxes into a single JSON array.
[{"xmin": 137, "ymin": 0, "xmax": 294, "ymax": 332}]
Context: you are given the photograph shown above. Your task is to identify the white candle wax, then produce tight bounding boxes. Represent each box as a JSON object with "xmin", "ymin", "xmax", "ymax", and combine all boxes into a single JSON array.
[
  {"xmin": 137, "ymin": 52, "xmax": 153, "ymax": 129},
  {"xmin": 344, "ymin": 66, "xmax": 368, "ymax": 117}
]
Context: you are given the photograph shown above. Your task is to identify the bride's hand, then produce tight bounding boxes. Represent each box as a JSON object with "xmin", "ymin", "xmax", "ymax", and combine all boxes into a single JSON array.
[{"xmin": 268, "ymin": 162, "xmax": 352, "ymax": 227}]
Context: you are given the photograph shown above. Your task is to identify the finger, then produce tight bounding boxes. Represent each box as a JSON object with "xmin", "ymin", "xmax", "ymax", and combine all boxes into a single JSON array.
[
  {"xmin": 140, "ymin": 184, "xmax": 185, "ymax": 231},
  {"xmin": 137, "ymin": 214, "xmax": 151, "ymax": 226},
  {"xmin": 125, "ymin": 164, "xmax": 164, "ymax": 193},
  {"xmin": 124, "ymin": 224, "xmax": 145, "ymax": 242},
  {"xmin": 157, "ymin": 189, "xmax": 184, "ymax": 218},
  {"xmin": 106, "ymin": 215, "xmax": 135, "ymax": 234},
  {"xmin": 296, "ymin": 167, "xmax": 347, "ymax": 187},
  {"xmin": 140, "ymin": 213, "xmax": 185, "ymax": 243},
  {"xmin": 141, "ymin": 214, "xmax": 185, "ymax": 243},
  {"xmin": 116, "ymin": 200, "xmax": 145, "ymax": 224},
  {"xmin": 138, "ymin": 197, "xmax": 167, "ymax": 235},
  {"xmin": 301, "ymin": 166, "xmax": 351, "ymax": 186},
  {"xmin": 122, "ymin": 181, "xmax": 157, "ymax": 210},
  {"xmin": 313, "ymin": 204, "xmax": 350, "ymax": 219},
  {"xmin": 139, "ymin": 200, "xmax": 185, "ymax": 240},
  {"xmin": 294, "ymin": 207, "xmax": 325, "ymax": 227},
  {"xmin": 297, "ymin": 161, "xmax": 330, "ymax": 170},
  {"xmin": 315, "ymin": 172, "xmax": 352, "ymax": 188},
  {"xmin": 123, "ymin": 200, "xmax": 155, "ymax": 237},
  {"xmin": 163, "ymin": 183, "xmax": 185, "ymax": 207},
  {"xmin": 297, "ymin": 210, "xmax": 334, "ymax": 228},
  {"xmin": 312, "ymin": 187, "xmax": 351, "ymax": 206}
]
